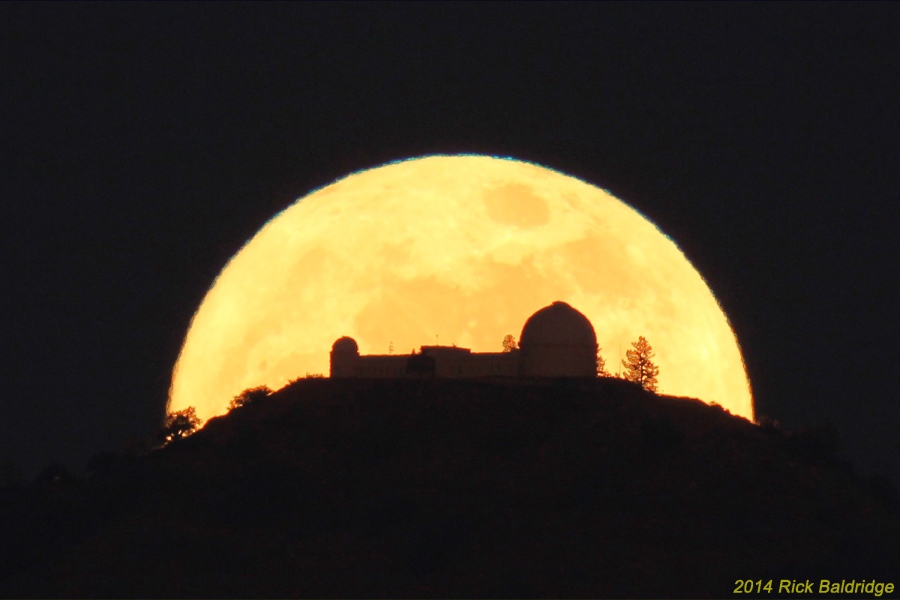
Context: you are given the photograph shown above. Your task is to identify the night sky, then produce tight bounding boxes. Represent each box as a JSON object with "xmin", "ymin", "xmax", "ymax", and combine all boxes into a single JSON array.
[{"xmin": 2, "ymin": 3, "xmax": 898, "ymax": 486}]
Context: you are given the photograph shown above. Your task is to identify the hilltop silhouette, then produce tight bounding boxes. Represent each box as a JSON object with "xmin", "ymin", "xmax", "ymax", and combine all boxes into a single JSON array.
[{"xmin": 1, "ymin": 377, "xmax": 897, "ymax": 598}]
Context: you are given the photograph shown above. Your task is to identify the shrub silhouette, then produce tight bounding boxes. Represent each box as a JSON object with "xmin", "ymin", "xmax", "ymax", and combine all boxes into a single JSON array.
[
  {"xmin": 502, "ymin": 334, "xmax": 518, "ymax": 352},
  {"xmin": 229, "ymin": 386, "xmax": 273, "ymax": 410},
  {"xmin": 157, "ymin": 406, "xmax": 202, "ymax": 444}
]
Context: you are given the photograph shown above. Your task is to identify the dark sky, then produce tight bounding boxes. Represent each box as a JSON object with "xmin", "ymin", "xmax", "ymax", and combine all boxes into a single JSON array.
[{"xmin": 2, "ymin": 3, "xmax": 898, "ymax": 484}]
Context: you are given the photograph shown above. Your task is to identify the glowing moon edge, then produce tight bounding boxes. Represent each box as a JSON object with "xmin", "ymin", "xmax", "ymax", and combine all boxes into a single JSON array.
[{"xmin": 168, "ymin": 154, "xmax": 754, "ymax": 423}]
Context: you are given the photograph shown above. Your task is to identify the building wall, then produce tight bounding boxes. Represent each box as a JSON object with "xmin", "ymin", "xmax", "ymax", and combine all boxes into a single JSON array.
[
  {"xmin": 353, "ymin": 355, "xmax": 409, "ymax": 378},
  {"xmin": 329, "ymin": 299, "xmax": 598, "ymax": 379},
  {"xmin": 330, "ymin": 347, "xmax": 360, "ymax": 378},
  {"xmin": 330, "ymin": 346, "xmax": 520, "ymax": 378},
  {"xmin": 422, "ymin": 348, "xmax": 519, "ymax": 378},
  {"xmin": 520, "ymin": 343, "xmax": 597, "ymax": 377}
]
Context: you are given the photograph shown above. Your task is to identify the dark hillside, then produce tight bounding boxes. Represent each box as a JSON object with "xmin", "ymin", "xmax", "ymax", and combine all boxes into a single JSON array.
[{"xmin": 2, "ymin": 378, "xmax": 898, "ymax": 598}]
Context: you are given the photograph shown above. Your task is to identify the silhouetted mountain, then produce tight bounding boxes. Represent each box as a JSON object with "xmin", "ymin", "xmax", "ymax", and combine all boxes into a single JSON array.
[{"xmin": 1, "ymin": 378, "xmax": 897, "ymax": 598}]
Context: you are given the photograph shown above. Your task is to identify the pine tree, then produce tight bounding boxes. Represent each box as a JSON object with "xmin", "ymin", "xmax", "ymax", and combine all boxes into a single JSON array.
[
  {"xmin": 596, "ymin": 348, "xmax": 610, "ymax": 377},
  {"xmin": 621, "ymin": 336, "xmax": 660, "ymax": 392}
]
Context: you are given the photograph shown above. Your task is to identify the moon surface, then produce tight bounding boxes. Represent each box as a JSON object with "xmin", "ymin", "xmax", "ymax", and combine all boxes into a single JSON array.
[{"xmin": 169, "ymin": 155, "xmax": 753, "ymax": 422}]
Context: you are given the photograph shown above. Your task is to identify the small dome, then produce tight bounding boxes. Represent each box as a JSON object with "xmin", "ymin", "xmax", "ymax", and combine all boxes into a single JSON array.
[
  {"xmin": 520, "ymin": 301, "xmax": 597, "ymax": 348},
  {"xmin": 332, "ymin": 336, "xmax": 359, "ymax": 354}
]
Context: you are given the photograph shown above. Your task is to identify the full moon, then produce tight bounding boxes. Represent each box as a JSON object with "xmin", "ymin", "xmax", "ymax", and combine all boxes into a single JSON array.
[{"xmin": 169, "ymin": 155, "xmax": 753, "ymax": 421}]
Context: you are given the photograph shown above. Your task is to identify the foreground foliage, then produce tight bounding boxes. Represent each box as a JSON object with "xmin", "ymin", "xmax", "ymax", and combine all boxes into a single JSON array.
[
  {"xmin": 228, "ymin": 386, "xmax": 273, "ymax": 411},
  {"xmin": 157, "ymin": 407, "xmax": 202, "ymax": 444}
]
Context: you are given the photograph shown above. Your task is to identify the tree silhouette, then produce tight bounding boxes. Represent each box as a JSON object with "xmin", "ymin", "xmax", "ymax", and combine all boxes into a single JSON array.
[
  {"xmin": 158, "ymin": 406, "xmax": 202, "ymax": 443},
  {"xmin": 596, "ymin": 348, "xmax": 611, "ymax": 377},
  {"xmin": 502, "ymin": 334, "xmax": 518, "ymax": 352},
  {"xmin": 229, "ymin": 385, "xmax": 273, "ymax": 410},
  {"xmin": 622, "ymin": 336, "xmax": 660, "ymax": 392}
]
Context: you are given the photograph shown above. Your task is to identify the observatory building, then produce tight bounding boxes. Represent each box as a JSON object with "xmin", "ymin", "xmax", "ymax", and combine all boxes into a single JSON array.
[{"xmin": 330, "ymin": 301, "xmax": 598, "ymax": 379}]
